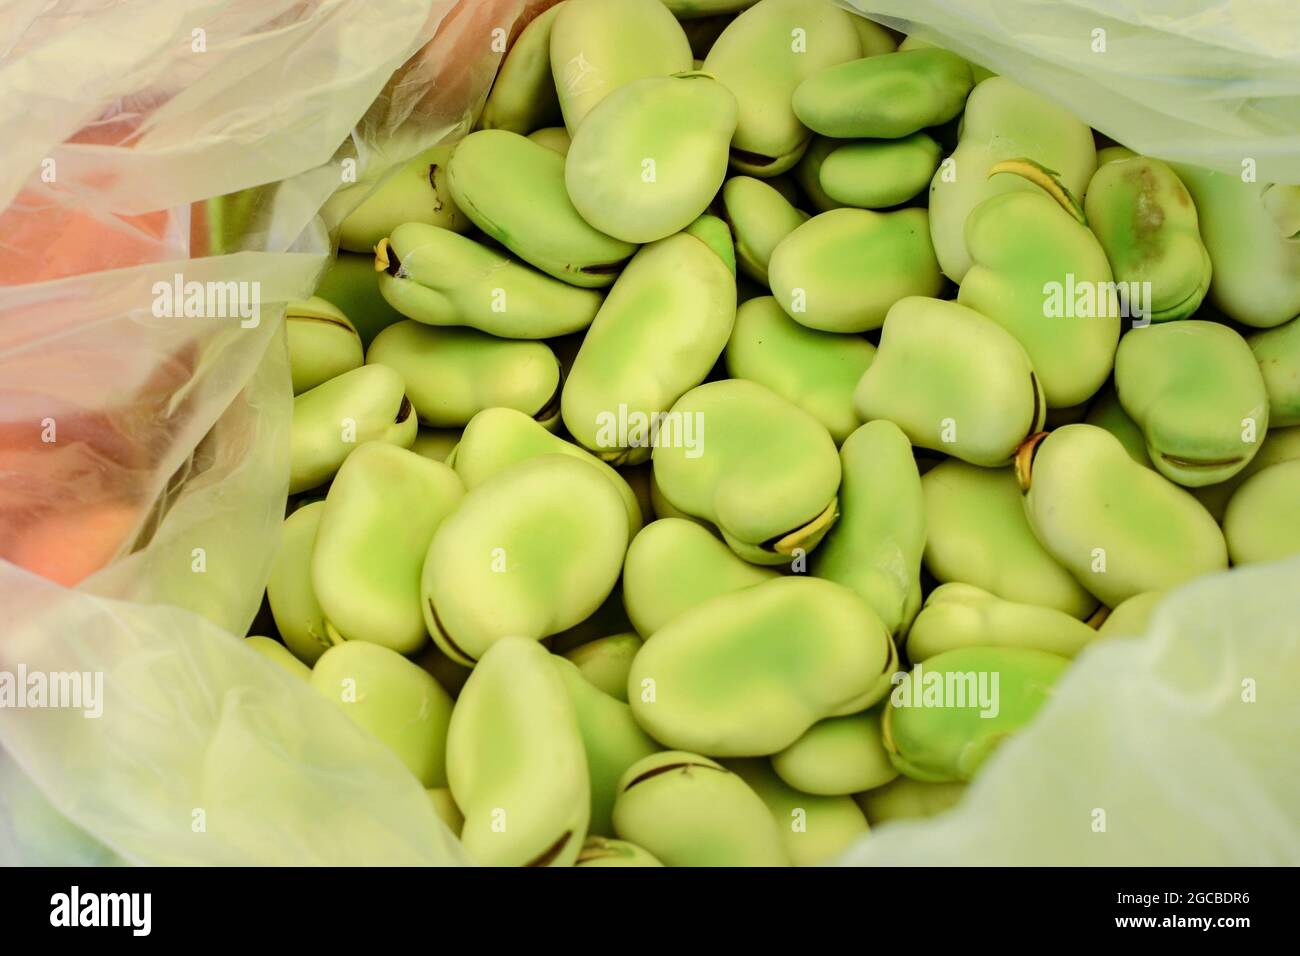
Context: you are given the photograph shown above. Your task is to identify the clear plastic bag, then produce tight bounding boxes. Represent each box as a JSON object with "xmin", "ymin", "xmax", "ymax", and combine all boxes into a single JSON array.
[
  {"xmin": 0, "ymin": 0, "xmax": 540, "ymax": 865},
  {"xmin": 841, "ymin": 0, "xmax": 1300, "ymax": 185},
  {"xmin": 838, "ymin": 557, "xmax": 1300, "ymax": 865},
  {"xmin": 2, "ymin": 0, "xmax": 1297, "ymax": 866}
]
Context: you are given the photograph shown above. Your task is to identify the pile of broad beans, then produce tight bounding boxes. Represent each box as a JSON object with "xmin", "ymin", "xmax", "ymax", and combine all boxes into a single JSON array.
[{"xmin": 248, "ymin": 0, "xmax": 1300, "ymax": 866}]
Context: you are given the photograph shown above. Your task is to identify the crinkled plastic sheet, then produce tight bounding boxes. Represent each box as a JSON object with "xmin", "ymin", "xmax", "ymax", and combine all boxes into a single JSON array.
[
  {"xmin": 838, "ymin": 558, "xmax": 1300, "ymax": 865},
  {"xmin": 838, "ymin": 0, "xmax": 1300, "ymax": 185},
  {"xmin": 0, "ymin": 0, "xmax": 535, "ymax": 865}
]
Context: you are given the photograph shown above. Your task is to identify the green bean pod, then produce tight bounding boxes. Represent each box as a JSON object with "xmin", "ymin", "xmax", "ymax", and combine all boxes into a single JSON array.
[
  {"xmin": 819, "ymin": 134, "xmax": 942, "ymax": 209},
  {"xmin": 854, "ymin": 776, "xmax": 966, "ymax": 825},
  {"xmin": 311, "ymin": 443, "xmax": 465, "ymax": 654},
  {"xmin": 367, "ymin": 321, "xmax": 561, "ymax": 429},
  {"xmin": 810, "ymin": 420, "xmax": 924, "ymax": 635},
  {"xmin": 1192, "ymin": 425, "xmax": 1300, "ymax": 521},
  {"xmin": 447, "ymin": 637, "xmax": 590, "ymax": 866},
  {"xmin": 550, "ymin": 0, "xmax": 693, "ymax": 132},
  {"xmin": 627, "ymin": 576, "xmax": 896, "ymax": 756},
  {"xmin": 452, "ymin": 406, "xmax": 641, "ymax": 537},
  {"xmin": 1084, "ymin": 156, "xmax": 1211, "ymax": 321},
  {"xmin": 959, "ymin": 160, "xmax": 1120, "ymax": 408},
  {"xmin": 724, "ymin": 757, "xmax": 869, "ymax": 866},
  {"xmin": 921, "ymin": 459, "xmax": 1098, "ymax": 618},
  {"xmin": 882, "ymin": 646, "xmax": 1070, "ymax": 782},
  {"xmin": 286, "ymin": 297, "xmax": 363, "ymax": 395},
  {"xmin": 853, "ymin": 297, "xmax": 1045, "ymax": 467},
  {"xmin": 719, "ymin": 176, "xmax": 808, "ymax": 284},
  {"xmin": 725, "ymin": 296, "xmax": 874, "ymax": 444},
  {"xmin": 792, "ymin": 49, "xmax": 973, "ymax": 139},
  {"xmin": 769, "ymin": 207, "xmax": 943, "ymax": 333},
  {"xmin": 480, "ymin": 3, "xmax": 566, "ymax": 134},
  {"xmin": 334, "ymin": 145, "xmax": 470, "ymax": 254},
  {"xmin": 289, "ymin": 363, "xmax": 416, "ymax": 494},
  {"xmin": 1018, "ymin": 424, "xmax": 1228, "ymax": 607},
  {"xmin": 421, "ymin": 455, "xmax": 629, "ymax": 665},
  {"xmin": 265, "ymin": 501, "xmax": 330, "ymax": 665},
  {"xmin": 561, "ymin": 227, "xmax": 736, "ymax": 465},
  {"xmin": 1171, "ymin": 164, "xmax": 1300, "ymax": 329},
  {"xmin": 703, "ymin": 0, "xmax": 862, "ymax": 176},
  {"xmin": 1083, "ymin": 384, "xmax": 1151, "ymax": 468},
  {"xmin": 562, "ymin": 633, "xmax": 644, "ymax": 703},
  {"xmin": 551, "ymin": 655, "xmax": 661, "ymax": 837},
  {"xmin": 1248, "ymin": 315, "xmax": 1300, "ymax": 427},
  {"xmin": 905, "ymin": 583, "xmax": 1099, "ymax": 661},
  {"xmin": 1223, "ymin": 459, "xmax": 1300, "ymax": 565},
  {"xmin": 447, "ymin": 129, "xmax": 635, "ymax": 287},
  {"xmin": 565, "ymin": 73, "xmax": 738, "ymax": 244},
  {"xmin": 311, "ymin": 640, "xmax": 454, "ymax": 787},
  {"xmin": 622, "ymin": 517, "xmax": 777, "ymax": 637},
  {"xmin": 375, "ymin": 224, "xmax": 602, "ymax": 338},
  {"xmin": 928, "ymin": 77, "xmax": 1096, "ymax": 282},
  {"xmin": 652, "ymin": 379, "xmax": 842, "ymax": 564},
  {"xmin": 770, "ymin": 706, "xmax": 897, "ymax": 796},
  {"xmin": 612, "ymin": 751, "xmax": 790, "ymax": 865},
  {"xmin": 1115, "ymin": 321, "xmax": 1270, "ymax": 487}
]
